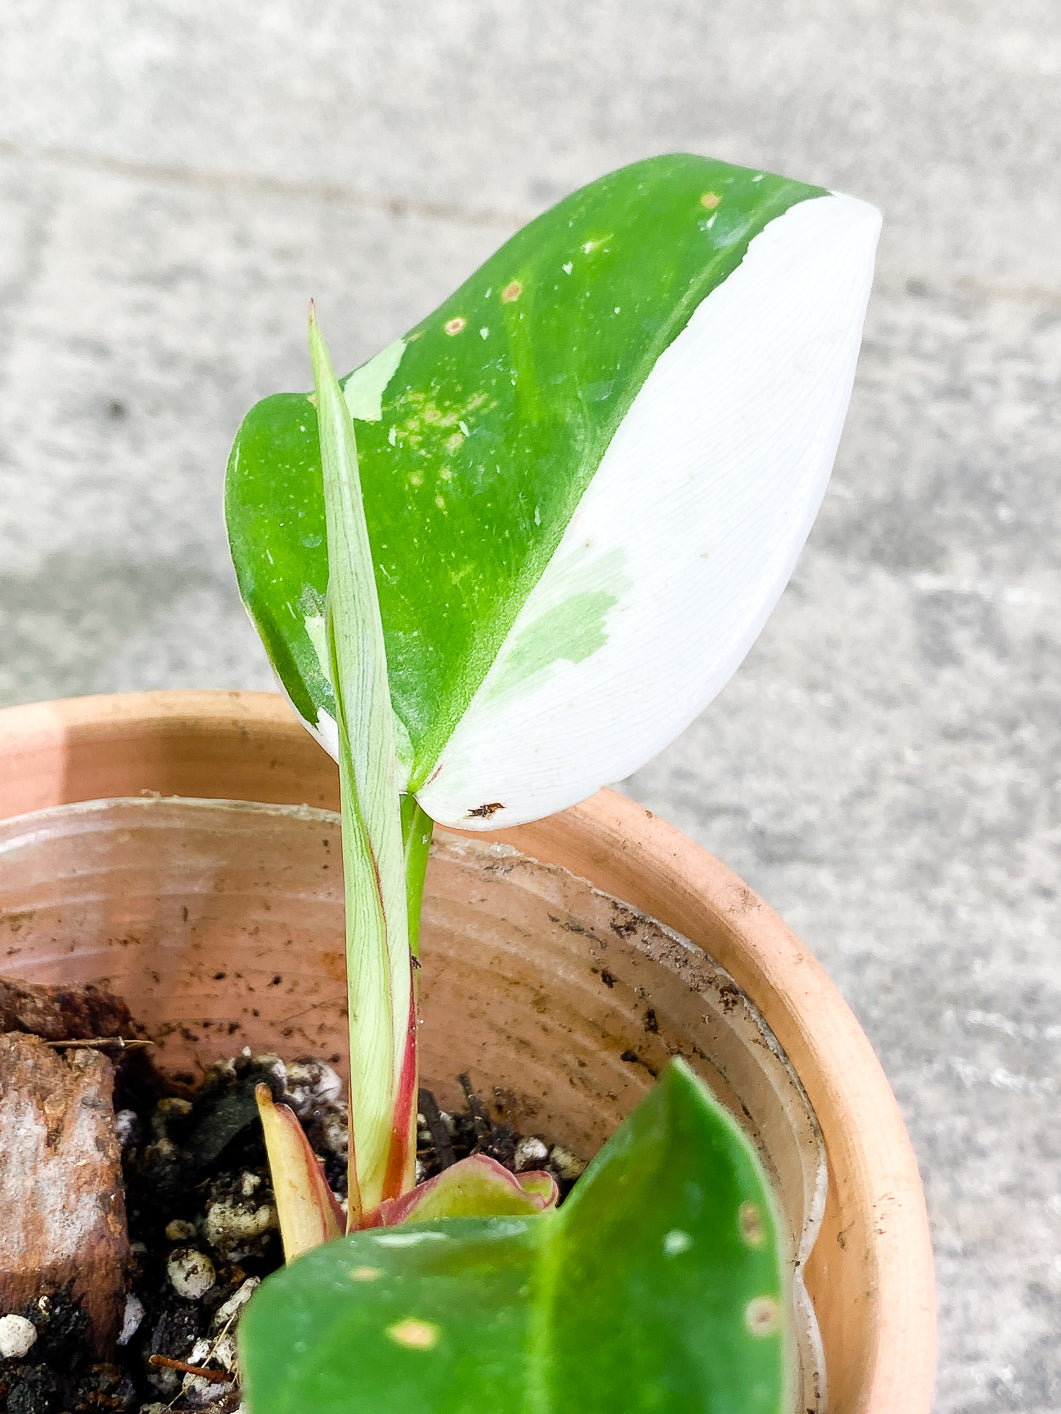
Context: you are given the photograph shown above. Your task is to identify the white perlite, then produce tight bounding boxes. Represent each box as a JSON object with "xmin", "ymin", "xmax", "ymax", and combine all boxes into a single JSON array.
[
  {"xmin": 548, "ymin": 1144, "xmax": 587, "ymax": 1181},
  {"xmin": 117, "ymin": 1293, "xmax": 145, "ymax": 1346},
  {"xmin": 0, "ymin": 1313, "xmax": 38, "ymax": 1358},
  {"xmin": 283, "ymin": 1059, "xmax": 342, "ymax": 1117},
  {"xmin": 203, "ymin": 1194, "xmax": 276, "ymax": 1250},
  {"xmin": 166, "ymin": 1248, "xmax": 216, "ymax": 1300},
  {"xmin": 513, "ymin": 1136, "xmax": 549, "ymax": 1171},
  {"xmin": 211, "ymin": 1276, "xmax": 260, "ymax": 1332}
]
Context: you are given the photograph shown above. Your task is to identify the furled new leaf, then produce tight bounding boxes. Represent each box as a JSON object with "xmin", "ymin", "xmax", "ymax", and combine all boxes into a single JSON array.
[
  {"xmin": 227, "ymin": 152, "xmax": 879, "ymax": 829},
  {"xmin": 310, "ymin": 310, "xmax": 417, "ymax": 1216},
  {"xmin": 239, "ymin": 1060, "xmax": 789, "ymax": 1414},
  {"xmin": 255, "ymin": 1084, "xmax": 344, "ymax": 1262}
]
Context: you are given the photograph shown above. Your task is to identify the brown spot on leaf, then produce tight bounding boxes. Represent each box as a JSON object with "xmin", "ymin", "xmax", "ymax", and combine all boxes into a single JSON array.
[
  {"xmin": 745, "ymin": 1296, "xmax": 780, "ymax": 1337},
  {"xmin": 501, "ymin": 280, "xmax": 523, "ymax": 302},
  {"xmin": 739, "ymin": 1201, "xmax": 766, "ymax": 1248},
  {"xmin": 387, "ymin": 1317, "xmax": 440, "ymax": 1350}
]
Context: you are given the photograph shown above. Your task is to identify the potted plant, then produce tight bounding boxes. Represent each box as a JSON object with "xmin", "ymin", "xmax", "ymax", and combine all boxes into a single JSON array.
[
  {"xmin": 0, "ymin": 697, "xmax": 934, "ymax": 1413},
  {"xmin": 0, "ymin": 154, "xmax": 935, "ymax": 1412}
]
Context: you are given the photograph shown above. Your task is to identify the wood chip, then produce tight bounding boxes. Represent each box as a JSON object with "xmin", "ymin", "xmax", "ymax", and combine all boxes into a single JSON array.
[
  {"xmin": 0, "ymin": 1033, "xmax": 130, "ymax": 1354},
  {"xmin": 0, "ymin": 973, "xmax": 138, "ymax": 1042}
]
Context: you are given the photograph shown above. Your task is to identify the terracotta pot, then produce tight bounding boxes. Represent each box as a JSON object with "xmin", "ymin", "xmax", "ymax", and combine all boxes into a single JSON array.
[{"xmin": 0, "ymin": 690, "xmax": 935, "ymax": 1414}]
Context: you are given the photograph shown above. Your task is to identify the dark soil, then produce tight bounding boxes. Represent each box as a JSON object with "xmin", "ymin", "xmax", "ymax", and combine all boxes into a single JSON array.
[{"xmin": 0, "ymin": 1046, "xmax": 582, "ymax": 1414}]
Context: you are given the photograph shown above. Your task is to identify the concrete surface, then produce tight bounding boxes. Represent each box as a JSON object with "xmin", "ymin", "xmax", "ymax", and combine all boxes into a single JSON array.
[{"xmin": 0, "ymin": 3, "xmax": 1058, "ymax": 1409}]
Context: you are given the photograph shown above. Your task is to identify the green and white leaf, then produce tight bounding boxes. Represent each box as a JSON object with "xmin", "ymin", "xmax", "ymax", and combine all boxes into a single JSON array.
[
  {"xmin": 239, "ymin": 1060, "xmax": 790, "ymax": 1414},
  {"xmin": 227, "ymin": 153, "xmax": 880, "ymax": 828}
]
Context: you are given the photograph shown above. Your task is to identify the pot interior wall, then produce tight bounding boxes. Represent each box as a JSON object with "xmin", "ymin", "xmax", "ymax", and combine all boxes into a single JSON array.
[{"xmin": 0, "ymin": 794, "xmax": 826, "ymax": 1412}]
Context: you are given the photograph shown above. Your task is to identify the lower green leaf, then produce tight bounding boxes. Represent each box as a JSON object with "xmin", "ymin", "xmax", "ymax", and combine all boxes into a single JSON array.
[{"xmin": 240, "ymin": 1060, "xmax": 789, "ymax": 1413}]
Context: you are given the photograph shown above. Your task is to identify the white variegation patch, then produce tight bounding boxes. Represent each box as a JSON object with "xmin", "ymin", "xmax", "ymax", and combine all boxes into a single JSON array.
[
  {"xmin": 267, "ymin": 665, "xmax": 340, "ymax": 764},
  {"xmin": 312, "ymin": 705, "xmax": 340, "ymax": 763},
  {"xmin": 416, "ymin": 193, "xmax": 881, "ymax": 827},
  {"xmin": 303, "ymin": 611, "xmax": 330, "ymax": 679},
  {"xmin": 343, "ymin": 338, "xmax": 407, "ymax": 422}
]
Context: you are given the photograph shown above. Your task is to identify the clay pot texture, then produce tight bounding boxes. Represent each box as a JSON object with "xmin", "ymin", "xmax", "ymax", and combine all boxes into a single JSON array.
[{"xmin": 0, "ymin": 690, "xmax": 935, "ymax": 1414}]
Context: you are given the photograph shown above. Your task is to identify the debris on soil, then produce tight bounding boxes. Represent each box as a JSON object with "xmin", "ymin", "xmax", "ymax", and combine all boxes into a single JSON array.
[{"xmin": 0, "ymin": 1016, "xmax": 580, "ymax": 1414}]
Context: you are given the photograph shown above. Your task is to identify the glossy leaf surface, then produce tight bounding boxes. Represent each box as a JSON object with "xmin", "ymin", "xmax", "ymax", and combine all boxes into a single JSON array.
[
  {"xmin": 240, "ymin": 1060, "xmax": 789, "ymax": 1413},
  {"xmin": 227, "ymin": 154, "xmax": 879, "ymax": 827}
]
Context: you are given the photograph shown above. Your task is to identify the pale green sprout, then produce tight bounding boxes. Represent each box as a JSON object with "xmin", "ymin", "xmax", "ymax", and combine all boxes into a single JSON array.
[{"xmin": 310, "ymin": 306, "xmax": 423, "ymax": 1216}]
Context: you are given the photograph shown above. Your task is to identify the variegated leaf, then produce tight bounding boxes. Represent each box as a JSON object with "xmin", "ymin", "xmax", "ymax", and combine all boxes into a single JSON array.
[{"xmin": 227, "ymin": 154, "xmax": 879, "ymax": 827}]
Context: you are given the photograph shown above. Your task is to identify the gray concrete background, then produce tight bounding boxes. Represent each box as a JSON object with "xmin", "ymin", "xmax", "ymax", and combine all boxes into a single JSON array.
[{"xmin": 0, "ymin": 3, "xmax": 1057, "ymax": 1408}]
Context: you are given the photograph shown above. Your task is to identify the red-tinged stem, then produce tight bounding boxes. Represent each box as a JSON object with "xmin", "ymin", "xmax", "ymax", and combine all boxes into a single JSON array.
[
  {"xmin": 345, "ymin": 1099, "xmax": 363, "ymax": 1228},
  {"xmin": 343, "ymin": 806, "xmax": 431, "ymax": 1218},
  {"xmin": 380, "ymin": 969, "xmax": 420, "ymax": 1204},
  {"xmin": 348, "ymin": 960, "xmax": 418, "ymax": 1231}
]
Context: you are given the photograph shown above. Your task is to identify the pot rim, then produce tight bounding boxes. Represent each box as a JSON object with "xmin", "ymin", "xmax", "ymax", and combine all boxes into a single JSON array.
[{"xmin": 0, "ymin": 689, "xmax": 936, "ymax": 1414}]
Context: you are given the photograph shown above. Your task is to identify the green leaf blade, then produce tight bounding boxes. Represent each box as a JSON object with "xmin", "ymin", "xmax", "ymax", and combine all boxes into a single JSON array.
[
  {"xmin": 240, "ymin": 1061, "xmax": 789, "ymax": 1414},
  {"xmin": 226, "ymin": 392, "xmax": 336, "ymax": 749},
  {"xmin": 241, "ymin": 1221, "xmax": 544, "ymax": 1414},
  {"xmin": 544, "ymin": 1060, "xmax": 789, "ymax": 1412}
]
